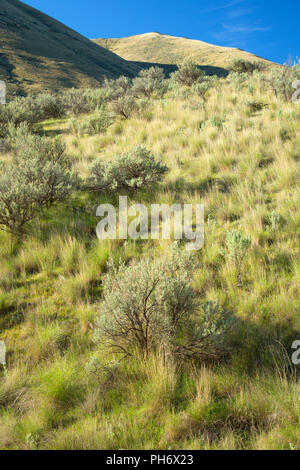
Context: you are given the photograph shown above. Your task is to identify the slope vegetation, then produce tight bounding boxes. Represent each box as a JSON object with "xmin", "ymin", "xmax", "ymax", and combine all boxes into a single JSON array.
[{"xmin": 0, "ymin": 71, "xmax": 299, "ymax": 450}]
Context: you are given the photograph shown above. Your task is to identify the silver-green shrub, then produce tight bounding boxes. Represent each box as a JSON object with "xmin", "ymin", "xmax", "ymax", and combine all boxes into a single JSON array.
[
  {"xmin": 227, "ymin": 72, "xmax": 249, "ymax": 91},
  {"xmin": 33, "ymin": 93, "xmax": 65, "ymax": 120},
  {"xmin": 229, "ymin": 58, "xmax": 265, "ymax": 74},
  {"xmin": 192, "ymin": 76, "xmax": 214, "ymax": 100},
  {"xmin": 94, "ymin": 244, "xmax": 199, "ymax": 357},
  {"xmin": 103, "ymin": 76, "xmax": 132, "ymax": 101},
  {"xmin": 0, "ymin": 133, "xmax": 76, "ymax": 236},
  {"xmin": 69, "ymin": 108, "xmax": 113, "ymax": 135},
  {"xmin": 87, "ymin": 145, "xmax": 168, "ymax": 193},
  {"xmin": 84, "ymin": 88, "xmax": 107, "ymax": 110},
  {"xmin": 268, "ymin": 211, "xmax": 282, "ymax": 231},
  {"xmin": 178, "ymin": 301, "xmax": 236, "ymax": 359},
  {"xmin": 111, "ymin": 95, "xmax": 138, "ymax": 119},
  {"xmin": 60, "ymin": 88, "xmax": 91, "ymax": 115},
  {"xmin": 220, "ymin": 230, "xmax": 252, "ymax": 287},
  {"xmin": 0, "ymin": 107, "xmax": 8, "ymax": 139},
  {"xmin": 132, "ymin": 66, "xmax": 168, "ymax": 98},
  {"xmin": 94, "ymin": 246, "xmax": 235, "ymax": 359},
  {"xmin": 171, "ymin": 61, "xmax": 205, "ymax": 87},
  {"xmin": 224, "ymin": 230, "xmax": 252, "ymax": 263},
  {"xmin": 4, "ymin": 97, "xmax": 36, "ymax": 129},
  {"xmin": 103, "ymin": 77, "xmax": 138, "ymax": 118},
  {"xmin": 267, "ymin": 64, "xmax": 300, "ymax": 101}
]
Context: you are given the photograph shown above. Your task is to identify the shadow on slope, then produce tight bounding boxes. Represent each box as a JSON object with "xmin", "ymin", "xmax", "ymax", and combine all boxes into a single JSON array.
[{"xmin": 131, "ymin": 61, "xmax": 229, "ymax": 77}]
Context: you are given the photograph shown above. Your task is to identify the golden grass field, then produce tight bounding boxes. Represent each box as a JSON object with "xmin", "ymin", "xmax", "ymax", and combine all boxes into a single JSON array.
[
  {"xmin": 0, "ymin": 72, "xmax": 300, "ymax": 450},
  {"xmin": 94, "ymin": 32, "xmax": 274, "ymax": 71}
]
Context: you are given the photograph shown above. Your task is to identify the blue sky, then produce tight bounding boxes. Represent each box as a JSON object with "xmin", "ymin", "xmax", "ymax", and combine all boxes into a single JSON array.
[{"xmin": 24, "ymin": 0, "xmax": 299, "ymax": 64}]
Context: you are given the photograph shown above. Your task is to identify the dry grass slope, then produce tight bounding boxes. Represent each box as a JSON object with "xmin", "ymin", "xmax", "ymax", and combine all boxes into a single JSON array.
[
  {"xmin": 0, "ymin": 71, "xmax": 300, "ymax": 449},
  {"xmin": 94, "ymin": 32, "xmax": 274, "ymax": 73}
]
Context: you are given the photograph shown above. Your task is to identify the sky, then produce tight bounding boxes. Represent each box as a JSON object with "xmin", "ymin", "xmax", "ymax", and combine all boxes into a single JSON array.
[{"xmin": 24, "ymin": 0, "xmax": 299, "ymax": 64}]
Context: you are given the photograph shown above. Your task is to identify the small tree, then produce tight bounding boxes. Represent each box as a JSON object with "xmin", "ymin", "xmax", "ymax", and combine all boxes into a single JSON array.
[
  {"xmin": 171, "ymin": 61, "xmax": 204, "ymax": 87},
  {"xmin": 132, "ymin": 66, "xmax": 167, "ymax": 98},
  {"xmin": 87, "ymin": 145, "xmax": 168, "ymax": 193}
]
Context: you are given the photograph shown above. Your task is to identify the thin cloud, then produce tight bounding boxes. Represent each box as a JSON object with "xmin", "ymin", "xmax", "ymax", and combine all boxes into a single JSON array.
[
  {"xmin": 215, "ymin": 22, "xmax": 271, "ymax": 43},
  {"xmin": 227, "ymin": 7, "xmax": 255, "ymax": 18},
  {"xmin": 201, "ymin": 0, "xmax": 247, "ymax": 14},
  {"xmin": 222, "ymin": 24, "xmax": 270, "ymax": 33}
]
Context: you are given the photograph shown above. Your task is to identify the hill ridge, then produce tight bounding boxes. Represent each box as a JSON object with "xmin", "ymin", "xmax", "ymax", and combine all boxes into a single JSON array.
[
  {"xmin": 93, "ymin": 32, "xmax": 273, "ymax": 71},
  {"xmin": 0, "ymin": 0, "xmax": 140, "ymax": 96}
]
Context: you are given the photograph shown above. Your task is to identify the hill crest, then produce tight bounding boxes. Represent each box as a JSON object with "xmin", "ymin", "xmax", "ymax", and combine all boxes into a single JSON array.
[{"xmin": 93, "ymin": 32, "xmax": 273, "ymax": 71}]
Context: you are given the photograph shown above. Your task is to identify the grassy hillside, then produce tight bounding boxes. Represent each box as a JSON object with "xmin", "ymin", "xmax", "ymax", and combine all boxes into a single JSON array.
[
  {"xmin": 0, "ymin": 0, "xmax": 140, "ymax": 97},
  {"xmin": 0, "ymin": 69, "xmax": 300, "ymax": 450},
  {"xmin": 94, "ymin": 32, "xmax": 274, "ymax": 74}
]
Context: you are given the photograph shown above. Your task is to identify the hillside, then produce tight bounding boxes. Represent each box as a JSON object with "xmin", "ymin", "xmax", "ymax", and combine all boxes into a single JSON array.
[
  {"xmin": 0, "ymin": 66, "xmax": 300, "ymax": 449},
  {"xmin": 94, "ymin": 32, "xmax": 274, "ymax": 74},
  {"xmin": 0, "ymin": 0, "xmax": 140, "ymax": 97}
]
